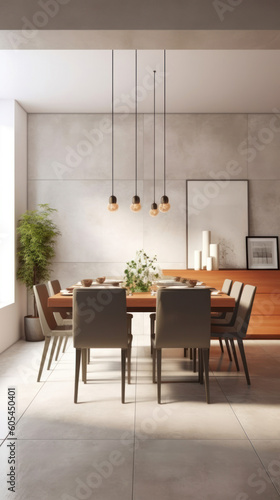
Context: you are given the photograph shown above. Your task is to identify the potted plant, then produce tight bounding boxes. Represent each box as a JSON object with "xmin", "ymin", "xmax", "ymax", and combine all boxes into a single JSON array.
[
  {"xmin": 17, "ymin": 204, "xmax": 61, "ymax": 341},
  {"xmin": 123, "ymin": 250, "xmax": 160, "ymax": 293}
]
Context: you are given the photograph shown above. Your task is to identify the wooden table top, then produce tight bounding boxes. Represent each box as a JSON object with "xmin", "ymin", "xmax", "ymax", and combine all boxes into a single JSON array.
[{"xmin": 48, "ymin": 289, "xmax": 235, "ymax": 313}]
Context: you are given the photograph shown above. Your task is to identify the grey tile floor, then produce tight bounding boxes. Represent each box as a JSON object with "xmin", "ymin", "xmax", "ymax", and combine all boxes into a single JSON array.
[{"xmin": 1, "ymin": 314, "xmax": 280, "ymax": 500}]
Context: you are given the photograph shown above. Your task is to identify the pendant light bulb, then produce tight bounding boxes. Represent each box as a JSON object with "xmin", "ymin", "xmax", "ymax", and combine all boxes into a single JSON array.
[
  {"xmin": 108, "ymin": 195, "xmax": 119, "ymax": 212},
  {"xmin": 130, "ymin": 195, "xmax": 141, "ymax": 212},
  {"xmin": 149, "ymin": 202, "xmax": 159, "ymax": 217},
  {"xmin": 159, "ymin": 195, "xmax": 170, "ymax": 213}
]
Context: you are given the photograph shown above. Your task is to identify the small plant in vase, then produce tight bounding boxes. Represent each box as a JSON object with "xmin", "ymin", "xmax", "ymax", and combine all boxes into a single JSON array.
[{"xmin": 123, "ymin": 250, "xmax": 160, "ymax": 293}]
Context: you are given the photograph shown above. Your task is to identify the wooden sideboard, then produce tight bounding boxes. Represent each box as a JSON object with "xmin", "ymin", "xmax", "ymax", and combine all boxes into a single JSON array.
[{"xmin": 163, "ymin": 269, "xmax": 280, "ymax": 339}]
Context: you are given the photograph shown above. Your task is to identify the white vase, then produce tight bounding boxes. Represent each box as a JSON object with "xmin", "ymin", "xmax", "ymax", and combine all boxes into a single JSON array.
[
  {"xmin": 210, "ymin": 243, "xmax": 219, "ymax": 270},
  {"xmin": 202, "ymin": 231, "xmax": 211, "ymax": 269}
]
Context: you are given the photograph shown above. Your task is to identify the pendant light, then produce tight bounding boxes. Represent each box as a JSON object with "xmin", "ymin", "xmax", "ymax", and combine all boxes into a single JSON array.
[
  {"xmin": 108, "ymin": 50, "xmax": 119, "ymax": 212},
  {"xmin": 159, "ymin": 49, "xmax": 171, "ymax": 213},
  {"xmin": 149, "ymin": 70, "xmax": 159, "ymax": 217},
  {"xmin": 130, "ymin": 50, "xmax": 141, "ymax": 212}
]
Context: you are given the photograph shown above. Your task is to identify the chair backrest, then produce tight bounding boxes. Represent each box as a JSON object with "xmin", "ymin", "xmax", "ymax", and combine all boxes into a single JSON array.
[
  {"xmin": 49, "ymin": 279, "xmax": 61, "ymax": 295},
  {"xmin": 155, "ymin": 288, "xmax": 211, "ymax": 349},
  {"xmin": 33, "ymin": 284, "xmax": 57, "ymax": 336},
  {"xmin": 233, "ymin": 284, "xmax": 257, "ymax": 337},
  {"xmin": 48, "ymin": 280, "xmax": 69, "ymax": 321},
  {"xmin": 221, "ymin": 279, "xmax": 233, "ymax": 295},
  {"xmin": 222, "ymin": 281, "xmax": 244, "ymax": 324},
  {"xmin": 73, "ymin": 288, "xmax": 128, "ymax": 349}
]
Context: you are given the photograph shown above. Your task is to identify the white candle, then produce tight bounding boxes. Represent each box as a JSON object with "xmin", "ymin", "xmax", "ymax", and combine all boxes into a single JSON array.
[
  {"xmin": 207, "ymin": 256, "xmax": 213, "ymax": 271},
  {"xmin": 194, "ymin": 250, "xmax": 201, "ymax": 270},
  {"xmin": 202, "ymin": 231, "xmax": 211, "ymax": 269},
  {"xmin": 210, "ymin": 243, "xmax": 219, "ymax": 270}
]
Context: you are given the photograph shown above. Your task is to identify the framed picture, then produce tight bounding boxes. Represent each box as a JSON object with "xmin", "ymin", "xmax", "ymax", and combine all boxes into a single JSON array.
[
  {"xmin": 246, "ymin": 236, "xmax": 279, "ymax": 270},
  {"xmin": 187, "ymin": 180, "xmax": 248, "ymax": 269}
]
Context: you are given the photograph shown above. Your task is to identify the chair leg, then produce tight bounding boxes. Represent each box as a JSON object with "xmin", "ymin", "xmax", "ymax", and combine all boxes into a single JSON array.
[
  {"xmin": 37, "ymin": 337, "xmax": 51, "ymax": 382},
  {"xmin": 74, "ymin": 349, "xmax": 81, "ymax": 403},
  {"xmin": 55, "ymin": 336, "xmax": 63, "ymax": 361},
  {"xmin": 184, "ymin": 348, "xmax": 188, "ymax": 358},
  {"xmin": 121, "ymin": 349, "xmax": 126, "ymax": 404},
  {"xmin": 202, "ymin": 349, "xmax": 210, "ymax": 404},
  {"xmin": 62, "ymin": 336, "xmax": 68, "ymax": 353},
  {"xmin": 189, "ymin": 348, "xmax": 193, "ymax": 360},
  {"xmin": 198, "ymin": 349, "xmax": 203, "ymax": 384},
  {"xmin": 82, "ymin": 349, "xmax": 87, "ymax": 383},
  {"xmin": 225, "ymin": 338, "xmax": 232, "ymax": 362},
  {"xmin": 193, "ymin": 348, "xmax": 197, "ymax": 372},
  {"xmin": 219, "ymin": 338, "xmax": 224, "ymax": 353},
  {"xmin": 150, "ymin": 314, "xmax": 155, "ymax": 355},
  {"xmin": 237, "ymin": 339, "xmax": 251, "ymax": 385},
  {"xmin": 47, "ymin": 337, "xmax": 58, "ymax": 370},
  {"xmin": 152, "ymin": 346, "xmax": 156, "ymax": 383},
  {"xmin": 230, "ymin": 339, "xmax": 240, "ymax": 371},
  {"xmin": 157, "ymin": 349, "xmax": 162, "ymax": 404},
  {"xmin": 87, "ymin": 348, "xmax": 90, "ymax": 364},
  {"xmin": 127, "ymin": 343, "xmax": 132, "ymax": 384}
]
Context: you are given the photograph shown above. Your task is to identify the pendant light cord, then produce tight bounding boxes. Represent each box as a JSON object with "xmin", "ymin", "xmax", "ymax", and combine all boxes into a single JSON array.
[
  {"xmin": 112, "ymin": 50, "xmax": 114, "ymax": 196},
  {"xmin": 164, "ymin": 49, "xmax": 166, "ymax": 197},
  {"xmin": 135, "ymin": 50, "xmax": 138, "ymax": 196},
  {"xmin": 153, "ymin": 70, "xmax": 156, "ymax": 204}
]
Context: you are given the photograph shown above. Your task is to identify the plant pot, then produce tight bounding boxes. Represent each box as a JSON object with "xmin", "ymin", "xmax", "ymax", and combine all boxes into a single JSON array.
[{"xmin": 24, "ymin": 316, "xmax": 44, "ymax": 342}]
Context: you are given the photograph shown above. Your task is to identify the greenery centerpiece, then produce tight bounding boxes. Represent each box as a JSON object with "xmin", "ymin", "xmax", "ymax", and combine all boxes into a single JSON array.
[
  {"xmin": 17, "ymin": 204, "xmax": 61, "ymax": 336},
  {"xmin": 123, "ymin": 250, "xmax": 160, "ymax": 293}
]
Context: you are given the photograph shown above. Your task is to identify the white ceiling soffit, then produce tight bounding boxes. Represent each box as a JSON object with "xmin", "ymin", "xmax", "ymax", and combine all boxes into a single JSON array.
[{"xmin": 1, "ymin": 49, "xmax": 280, "ymax": 113}]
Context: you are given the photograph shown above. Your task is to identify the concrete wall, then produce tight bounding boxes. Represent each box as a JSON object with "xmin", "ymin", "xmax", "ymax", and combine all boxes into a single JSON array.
[
  {"xmin": 0, "ymin": 101, "xmax": 27, "ymax": 353},
  {"xmin": 27, "ymin": 113, "xmax": 280, "ymax": 289}
]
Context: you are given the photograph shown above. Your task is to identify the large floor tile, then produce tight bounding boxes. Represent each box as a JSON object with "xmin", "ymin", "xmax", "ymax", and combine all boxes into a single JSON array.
[
  {"xmin": 252, "ymin": 440, "xmax": 280, "ymax": 495},
  {"xmin": 16, "ymin": 380, "xmax": 136, "ymax": 440},
  {"xmin": 133, "ymin": 440, "xmax": 280, "ymax": 500},
  {"xmin": 0, "ymin": 380, "xmax": 43, "ymax": 441},
  {"xmin": 134, "ymin": 380, "xmax": 246, "ymax": 440},
  {"xmin": 217, "ymin": 377, "xmax": 280, "ymax": 439},
  {"xmin": 0, "ymin": 439, "xmax": 134, "ymax": 500}
]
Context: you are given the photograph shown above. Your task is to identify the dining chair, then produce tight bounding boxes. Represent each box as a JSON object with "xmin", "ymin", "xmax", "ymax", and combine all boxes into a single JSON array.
[
  {"xmin": 212, "ymin": 281, "xmax": 244, "ymax": 360},
  {"xmin": 152, "ymin": 288, "xmax": 211, "ymax": 404},
  {"xmin": 33, "ymin": 284, "xmax": 72, "ymax": 382},
  {"xmin": 210, "ymin": 278, "xmax": 233, "ymax": 354},
  {"xmin": 48, "ymin": 280, "xmax": 72, "ymax": 358},
  {"xmin": 73, "ymin": 288, "xmax": 133, "ymax": 404},
  {"xmin": 211, "ymin": 284, "xmax": 257, "ymax": 384}
]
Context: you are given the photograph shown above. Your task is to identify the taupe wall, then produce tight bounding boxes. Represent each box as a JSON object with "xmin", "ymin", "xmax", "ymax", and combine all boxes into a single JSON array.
[{"xmin": 27, "ymin": 113, "xmax": 280, "ymax": 288}]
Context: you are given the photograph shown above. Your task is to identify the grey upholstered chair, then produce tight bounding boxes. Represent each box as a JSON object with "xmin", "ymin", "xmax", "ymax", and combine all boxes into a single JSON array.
[
  {"xmin": 152, "ymin": 288, "xmax": 211, "ymax": 404},
  {"xmin": 48, "ymin": 280, "xmax": 72, "ymax": 358},
  {"xmin": 73, "ymin": 288, "xmax": 133, "ymax": 404},
  {"xmin": 212, "ymin": 281, "xmax": 244, "ymax": 360},
  {"xmin": 34, "ymin": 284, "xmax": 72, "ymax": 382},
  {"xmin": 211, "ymin": 278, "xmax": 233, "ymax": 354},
  {"xmin": 211, "ymin": 284, "xmax": 257, "ymax": 384},
  {"xmin": 221, "ymin": 278, "xmax": 233, "ymax": 295}
]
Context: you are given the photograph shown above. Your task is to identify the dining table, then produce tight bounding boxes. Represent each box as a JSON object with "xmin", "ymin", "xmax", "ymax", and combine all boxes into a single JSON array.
[{"xmin": 48, "ymin": 287, "xmax": 235, "ymax": 313}]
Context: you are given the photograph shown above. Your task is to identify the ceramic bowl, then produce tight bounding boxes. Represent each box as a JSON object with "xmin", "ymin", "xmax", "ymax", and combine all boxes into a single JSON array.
[
  {"xmin": 187, "ymin": 279, "xmax": 198, "ymax": 287},
  {"xmin": 81, "ymin": 279, "xmax": 93, "ymax": 287},
  {"xmin": 96, "ymin": 276, "xmax": 106, "ymax": 284}
]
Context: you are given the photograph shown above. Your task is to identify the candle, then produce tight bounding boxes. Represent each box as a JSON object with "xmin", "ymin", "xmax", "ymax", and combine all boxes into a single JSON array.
[
  {"xmin": 210, "ymin": 243, "xmax": 219, "ymax": 270},
  {"xmin": 207, "ymin": 256, "xmax": 213, "ymax": 271},
  {"xmin": 194, "ymin": 250, "xmax": 201, "ymax": 270},
  {"xmin": 202, "ymin": 230, "xmax": 211, "ymax": 269}
]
